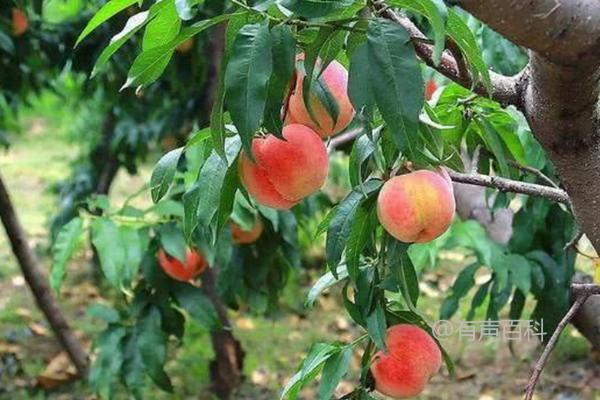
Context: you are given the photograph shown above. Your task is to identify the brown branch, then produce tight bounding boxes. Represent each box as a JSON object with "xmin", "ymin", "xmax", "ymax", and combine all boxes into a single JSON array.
[
  {"xmin": 0, "ymin": 171, "xmax": 89, "ymax": 377},
  {"xmin": 524, "ymin": 283, "xmax": 600, "ymax": 399},
  {"xmin": 448, "ymin": 170, "xmax": 570, "ymax": 205},
  {"xmin": 371, "ymin": 0, "xmax": 527, "ymax": 108}
]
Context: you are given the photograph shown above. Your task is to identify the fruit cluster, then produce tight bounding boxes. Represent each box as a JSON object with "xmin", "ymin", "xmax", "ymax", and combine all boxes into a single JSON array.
[{"xmin": 158, "ymin": 56, "xmax": 453, "ymax": 398}]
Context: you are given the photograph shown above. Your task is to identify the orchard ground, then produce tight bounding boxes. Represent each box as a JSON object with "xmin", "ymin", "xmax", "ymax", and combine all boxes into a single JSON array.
[{"xmin": 0, "ymin": 90, "xmax": 598, "ymax": 399}]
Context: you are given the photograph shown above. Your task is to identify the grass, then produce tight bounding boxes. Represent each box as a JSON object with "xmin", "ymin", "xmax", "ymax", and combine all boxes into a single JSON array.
[{"xmin": 0, "ymin": 87, "xmax": 597, "ymax": 399}]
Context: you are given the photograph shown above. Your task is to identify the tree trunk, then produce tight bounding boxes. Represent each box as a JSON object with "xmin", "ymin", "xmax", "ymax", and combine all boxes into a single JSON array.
[
  {"xmin": 201, "ymin": 267, "xmax": 245, "ymax": 400},
  {"xmin": 0, "ymin": 171, "xmax": 89, "ymax": 377}
]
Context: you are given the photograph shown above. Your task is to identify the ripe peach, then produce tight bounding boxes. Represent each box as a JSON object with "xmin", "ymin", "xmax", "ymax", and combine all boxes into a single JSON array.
[
  {"xmin": 157, "ymin": 248, "xmax": 207, "ymax": 282},
  {"xmin": 425, "ymin": 79, "xmax": 437, "ymax": 101},
  {"xmin": 11, "ymin": 8, "xmax": 28, "ymax": 37},
  {"xmin": 239, "ymin": 124, "xmax": 328, "ymax": 209},
  {"xmin": 231, "ymin": 217, "xmax": 264, "ymax": 244},
  {"xmin": 377, "ymin": 170, "xmax": 455, "ymax": 243},
  {"xmin": 371, "ymin": 324, "xmax": 442, "ymax": 398},
  {"xmin": 285, "ymin": 58, "xmax": 354, "ymax": 138}
]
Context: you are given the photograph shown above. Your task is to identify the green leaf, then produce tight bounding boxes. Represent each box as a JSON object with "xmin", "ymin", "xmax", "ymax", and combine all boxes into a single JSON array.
[
  {"xmin": 172, "ymin": 282, "xmax": 220, "ymax": 329},
  {"xmin": 345, "ymin": 199, "xmax": 377, "ymax": 283},
  {"xmin": 389, "ymin": 0, "xmax": 447, "ymax": 64},
  {"xmin": 89, "ymin": 327, "xmax": 127, "ymax": 399},
  {"xmin": 91, "ymin": 218, "xmax": 125, "ymax": 288},
  {"xmin": 440, "ymin": 263, "xmax": 479, "ymax": 319},
  {"xmin": 150, "ymin": 147, "xmax": 183, "ymax": 203},
  {"xmin": 76, "ymin": 0, "xmax": 138, "ymax": 46},
  {"xmin": 387, "ymin": 239, "xmax": 420, "ymax": 309},
  {"xmin": 475, "ymin": 118, "xmax": 509, "ymax": 177},
  {"xmin": 142, "ymin": 0, "xmax": 181, "ymax": 50},
  {"xmin": 281, "ymin": 343, "xmax": 339, "ymax": 400},
  {"xmin": 279, "ymin": 0, "xmax": 356, "ymax": 19},
  {"xmin": 348, "ymin": 42, "xmax": 374, "ymax": 115},
  {"xmin": 214, "ymin": 159, "xmax": 240, "ymax": 240},
  {"xmin": 366, "ymin": 303, "xmax": 387, "ymax": 351},
  {"xmin": 326, "ymin": 180, "xmax": 382, "ymax": 275},
  {"xmin": 158, "ymin": 223, "xmax": 187, "ymax": 263},
  {"xmin": 50, "ymin": 217, "xmax": 83, "ymax": 294},
  {"xmin": 264, "ymin": 24, "xmax": 296, "ymax": 135},
  {"xmin": 123, "ymin": 14, "xmax": 234, "ymax": 88},
  {"xmin": 506, "ymin": 254, "xmax": 532, "ymax": 294},
  {"xmin": 92, "ymin": 9, "xmax": 156, "ymax": 77},
  {"xmin": 318, "ymin": 346, "xmax": 353, "ymax": 400},
  {"xmin": 224, "ymin": 22, "xmax": 273, "ymax": 156},
  {"xmin": 446, "ymin": 9, "xmax": 491, "ymax": 93},
  {"xmin": 306, "ymin": 265, "xmax": 350, "ymax": 307},
  {"xmin": 367, "ymin": 19, "xmax": 423, "ymax": 157},
  {"xmin": 195, "ymin": 137, "xmax": 241, "ymax": 229},
  {"xmin": 137, "ymin": 308, "xmax": 173, "ymax": 392},
  {"xmin": 87, "ymin": 304, "xmax": 120, "ymax": 324},
  {"xmin": 348, "ymin": 133, "xmax": 376, "ymax": 187}
]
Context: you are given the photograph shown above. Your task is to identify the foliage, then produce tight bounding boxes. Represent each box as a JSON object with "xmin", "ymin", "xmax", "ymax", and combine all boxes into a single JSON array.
[{"xmin": 39, "ymin": 0, "xmax": 581, "ymax": 398}]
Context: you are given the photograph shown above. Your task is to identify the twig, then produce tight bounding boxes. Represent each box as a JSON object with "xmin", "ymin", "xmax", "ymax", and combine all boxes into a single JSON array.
[
  {"xmin": 327, "ymin": 127, "xmax": 363, "ymax": 154},
  {"xmin": 508, "ymin": 160, "xmax": 559, "ymax": 189},
  {"xmin": 448, "ymin": 170, "xmax": 570, "ymax": 205},
  {"xmin": 524, "ymin": 283, "xmax": 600, "ymax": 400}
]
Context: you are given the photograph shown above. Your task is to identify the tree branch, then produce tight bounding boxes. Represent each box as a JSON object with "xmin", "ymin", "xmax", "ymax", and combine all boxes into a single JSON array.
[
  {"xmin": 452, "ymin": 0, "xmax": 600, "ymax": 65},
  {"xmin": 372, "ymin": 0, "xmax": 527, "ymax": 108},
  {"xmin": 0, "ymin": 171, "xmax": 89, "ymax": 377},
  {"xmin": 448, "ymin": 171, "xmax": 570, "ymax": 205},
  {"xmin": 524, "ymin": 283, "xmax": 600, "ymax": 400}
]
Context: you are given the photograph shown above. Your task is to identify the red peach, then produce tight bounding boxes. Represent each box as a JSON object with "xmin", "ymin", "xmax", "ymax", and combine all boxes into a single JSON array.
[
  {"xmin": 11, "ymin": 8, "xmax": 28, "ymax": 37},
  {"xmin": 286, "ymin": 58, "xmax": 355, "ymax": 138},
  {"xmin": 158, "ymin": 248, "xmax": 207, "ymax": 282},
  {"xmin": 239, "ymin": 124, "xmax": 328, "ymax": 209},
  {"xmin": 377, "ymin": 170, "xmax": 455, "ymax": 243},
  {"xmin": 425, "ymin": 79, "xmax": 437, "ymax": 101},
  {"xmin": 371, "ymin": 324, "xmax": 442, "ymax": 398},
  {"xmin": 231, "ymin": 217, "xmax": 264, "ymax": 244}
]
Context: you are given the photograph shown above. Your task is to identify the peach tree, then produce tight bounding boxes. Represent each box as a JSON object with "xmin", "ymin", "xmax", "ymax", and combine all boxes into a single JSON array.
[{"xmin": 53, "ymin": 0, "xmax": 600, "ymax": 399}]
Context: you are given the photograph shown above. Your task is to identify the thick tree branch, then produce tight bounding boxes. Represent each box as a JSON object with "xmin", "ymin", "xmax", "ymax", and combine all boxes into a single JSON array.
[
  {"xmin": 447, "ymin": 171, "xmax": 570, "ymax": 205},
  {"xmin": 453, "ymin": 0, "xmax": 600, "ymax": 65},
  {"xmin": 372, "ymin": 1, "xmax": 527, "ymax": 108}
]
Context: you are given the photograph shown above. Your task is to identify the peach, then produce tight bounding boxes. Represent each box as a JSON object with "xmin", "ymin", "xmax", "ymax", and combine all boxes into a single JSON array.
[
  {"xmin": 371, "ymin": 324, "xmax": 442, "ymax": 398},
  {"xmin": 239, "ymin": 124, "xmax": 328, "ymax": 209},
  {"xmin": 425, "ymin": 79, "xmax": 437, "ymax": 101},
  {"xmin": 157, "ymin": 248, "xmax": 208, "ymax": 282},
  {"xmin": 377, "ymin": 170, "xmax": 455, "ymax": 243},
  {"xmin": 231, "ymin": 217, "xmax": 264, "ymax": 244},
  {"xmin": 12, "ymin": 8, "xmax": 28, "ymax": 37},
  {"xmin": 285, "ymin": 58, "xmax": 354, "ymax": 138}
]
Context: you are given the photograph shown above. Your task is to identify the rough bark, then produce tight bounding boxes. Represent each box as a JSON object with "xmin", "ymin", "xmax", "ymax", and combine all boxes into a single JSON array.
[
  {"xmin": 200, "ymin": 267, "xmax": 245, "ymax": 400},
  {"xmin": 0, "ymin": 171, "xmax": 89, "ymax": 377}
]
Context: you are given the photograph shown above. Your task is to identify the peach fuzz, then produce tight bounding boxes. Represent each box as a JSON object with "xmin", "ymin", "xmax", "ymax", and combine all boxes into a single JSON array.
[
  {"xmin": 377, "ymin": 170, "xmax": 455, "ymax": 243},
  {"xmin": 238, "ymin": 124, "xmax": 328, "ymax": 209},
  {"xmin": 286, "ymin": 58, "xmax": 354, "ymax": 138},
  {"xmin": 231, "ymin": 217, "xmax": 264, "ymax": 244},
  {"xmin": 371, "ymin": 324, "xmax": 442, "ymax": 398},
  {"xmin": 157, "ymin": 248, "xmax": 208, "ymax": 282}
]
